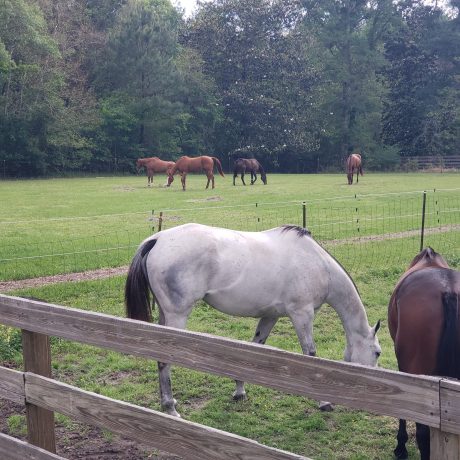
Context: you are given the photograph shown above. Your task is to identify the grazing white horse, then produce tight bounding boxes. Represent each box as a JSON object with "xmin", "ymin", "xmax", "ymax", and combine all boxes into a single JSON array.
[{"xmin": 125, "ymin": 223, "xmax": 381, "ymax": 417}]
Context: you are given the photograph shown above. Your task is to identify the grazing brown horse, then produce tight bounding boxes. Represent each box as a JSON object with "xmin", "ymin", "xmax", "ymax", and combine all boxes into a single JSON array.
[
  {"xmin": 233, "ymin": 158, "xmax": 267, "ymax": 185},
  {"xmin": 346, "ymin": 153, "xmax": 363, "ymax": 185},
  {"xmin": 388, "ymin": 247, "xmax": 460, "ymax": 460},
  {"xmin": 136, "ymin": 157, "xmax": 175, "ymax": 187},
  {"xmin": 167, "ymin": 155, "xmax": 224, "ymax": 191}
]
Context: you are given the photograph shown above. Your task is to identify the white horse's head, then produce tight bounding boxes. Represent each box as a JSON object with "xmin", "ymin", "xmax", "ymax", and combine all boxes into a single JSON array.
[{"xmin": 344, "ymin": 320, "xmax": 381, "ymax": 367}]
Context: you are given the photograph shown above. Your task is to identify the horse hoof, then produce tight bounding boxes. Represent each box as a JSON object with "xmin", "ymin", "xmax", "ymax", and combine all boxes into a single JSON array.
[
  {"xmin": 319, "ymin": 401, "xmax": 334, "ymax": 412},
  {"xmin": 393, "ymin": 446, "xmax": 408, "ymax": 459},
  {"xmin": 232, "ymin": 392, "xmax": 247, "ymax": 402},
  {"xmin": 162, "ymin": 401, "xmax": 180, "ymax": 417}
]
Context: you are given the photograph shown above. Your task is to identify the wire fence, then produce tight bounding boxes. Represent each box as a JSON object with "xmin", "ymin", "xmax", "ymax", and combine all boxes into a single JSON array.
[{"xmin": 0, "ymin": 189, "xmax": 459, "ymax": 285}]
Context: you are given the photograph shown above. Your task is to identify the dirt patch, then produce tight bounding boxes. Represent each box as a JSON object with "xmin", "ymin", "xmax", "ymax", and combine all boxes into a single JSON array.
[
  {"xmin": 0, "ymin": 267, "xmax": 128, "ymax": 293},
  {"xmin": 186, "ymin": 196, "xmax": 222, "ymax": 203},
  {"xmin": 323, "ymin": 223, "xmax": 460, "ymax": 247},
  {"xmin": 112, "ymin": 186, "xmax": 136, "ymax": 192},
  {"xmin": 0, "ymin": 398, "xmax": 181, "ymax": 459}
]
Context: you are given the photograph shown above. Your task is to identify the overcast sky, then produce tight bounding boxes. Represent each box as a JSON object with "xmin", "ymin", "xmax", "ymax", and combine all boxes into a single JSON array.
[{"xmin": 174, "ymin": 0, "xmax": 198, "ymax": 17}]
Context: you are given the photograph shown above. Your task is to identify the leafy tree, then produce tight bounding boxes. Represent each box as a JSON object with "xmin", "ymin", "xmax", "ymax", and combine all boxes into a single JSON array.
[
  {"xmin": 186, "ymin": 0, "xmax": 321, "ymax": 169},
  {"xmin": 382, "ymin": 2, "xmax": 460, "ymax": 157},
  {"xmin": 0, "ymin": 0, "xmax": 62, "ymax": 176},
  {"xmin": 302, "ymin": 0, "xmax": 400, "ymax": 168}
]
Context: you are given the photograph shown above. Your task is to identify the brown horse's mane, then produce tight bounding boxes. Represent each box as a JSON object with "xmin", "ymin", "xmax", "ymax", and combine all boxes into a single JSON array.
[{"xmin": 389, "ymin": 247, "xmax": 450, "ymax": 310}]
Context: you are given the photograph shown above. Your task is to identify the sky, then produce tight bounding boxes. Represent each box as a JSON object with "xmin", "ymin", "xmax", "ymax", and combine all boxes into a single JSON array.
[{"xmin": 174, "ymin": 0, "xmax": 198, "ymax": 17}]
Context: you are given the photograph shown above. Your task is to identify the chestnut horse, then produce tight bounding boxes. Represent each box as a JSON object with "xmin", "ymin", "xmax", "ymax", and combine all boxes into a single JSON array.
[
  {"xmin": 136, "ymin": 157, "xmax": 175, "ymax": 187},
  {"xmin": 388, "ymin": 247, "xmax": 460, "ymax": 460},
  {"xmin": 346, "ymin": 153, "xmax": 363, "ymax": 185},
  {"xmin": 233, "ymin": 158, "xmax": 267, "ymax": 185},
  {"xmin": 167, "ymin": 155, "xmax": 224, "ymax": 191}
]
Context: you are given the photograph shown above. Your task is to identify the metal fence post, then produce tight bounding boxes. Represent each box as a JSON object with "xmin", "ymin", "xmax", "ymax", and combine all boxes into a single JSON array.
[
  {"xmin": 302, "ymin": 202, "xmax": 307, "ymax": 229},
  {"xmin": 158, "ymin": 211, "xmax": 163, "ymax": 232},
  {"xmin": 420, "ymin": 191, "xmax": 427, "ymax": 251}
]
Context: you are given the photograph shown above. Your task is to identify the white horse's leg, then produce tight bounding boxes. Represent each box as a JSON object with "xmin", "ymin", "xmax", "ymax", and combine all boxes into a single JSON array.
[
  {"xmin": 288, "ymin": 307, "xmax": 316, "ymax": 356},
  {"xmin": 157, "ymin": 305, "xmax": 189, "ymax": 417},
  {"xmin": 288, "ymin": 306, "xmax": 333, "ymax": 411},
  {"xmin": 233, "ymin": 316, "xmax": 278, "ymax": 401}
]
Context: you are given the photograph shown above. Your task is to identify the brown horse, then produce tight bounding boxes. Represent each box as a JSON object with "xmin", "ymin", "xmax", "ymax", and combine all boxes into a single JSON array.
[
  {"xmin": 233, "ymin": 158, "xmax": 267, "ymax": 185},
  {"xmin": 136, "ymin": 157, "xmax": 175, "ymax": 187},
  {"xmin": 346, "ymin": 153, "xmax": 363, "ymax": 185},
  {"xmin": 167, "ymin": 155, "xmax": 224, "ymax": 191},
  {"xmin": 388, "ymin": 247, "xmax": 460, "ymax": 460}
]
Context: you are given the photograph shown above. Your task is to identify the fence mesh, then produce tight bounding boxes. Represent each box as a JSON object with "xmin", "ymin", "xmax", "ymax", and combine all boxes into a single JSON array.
[{"xmin": 0, "ymin": 189, "xmax": 458, "ymax": 285}]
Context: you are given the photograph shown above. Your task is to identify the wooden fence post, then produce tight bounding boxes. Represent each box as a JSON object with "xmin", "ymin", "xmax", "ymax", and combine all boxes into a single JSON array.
[
  {"xmin": 22, "ymin": 330, "xmax": 56, "ymax": 453},
  {"xmin": 430, "ymin": 428, "xmax": 460, "ymax": 459}
]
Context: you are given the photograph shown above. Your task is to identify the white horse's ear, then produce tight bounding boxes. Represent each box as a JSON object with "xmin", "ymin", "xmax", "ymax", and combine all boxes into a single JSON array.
[{"xmin": 373, "ymin": 320, "xmax": 381, "ymax": 335}]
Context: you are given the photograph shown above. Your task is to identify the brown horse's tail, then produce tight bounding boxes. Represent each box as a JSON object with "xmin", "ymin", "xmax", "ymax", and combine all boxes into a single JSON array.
[
  {"xmin": 212, "ymin": 157, "xmax": 225, "ymax": 177},
  {"xmin": 437, "ymin": 292, "xmax": 460, "ymax": 378},
  {"xmin": 125, "ymin": 238, "xmax": 157, "ymax": 322},
  {"xmin": 359, "ymin": 164, "xmax": 363, "ymax": 176}
]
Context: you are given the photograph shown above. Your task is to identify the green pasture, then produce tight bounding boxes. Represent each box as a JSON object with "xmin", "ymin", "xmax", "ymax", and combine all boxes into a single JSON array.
[
  {"xmin": 0, "ymin": 172, "xmax": 459, "ymax": 280},
  {"xmin": 0, "ymin": 172, "xmax": 459, "ymax": 458}
]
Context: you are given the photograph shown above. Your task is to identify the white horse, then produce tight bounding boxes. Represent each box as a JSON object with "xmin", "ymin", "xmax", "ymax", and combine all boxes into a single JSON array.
[{"xmin": 125, "ymin": 223, "xmax": 381, "ymax": 417}]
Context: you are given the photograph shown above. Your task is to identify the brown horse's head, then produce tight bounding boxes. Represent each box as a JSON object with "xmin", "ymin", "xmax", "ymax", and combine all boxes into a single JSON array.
[
  {"xmin": 408, "ymin": 247, "xmax": 450, "ymax": 271},
  {"xmin": 136, "ymin": 158, "xmax": 144, "ymax": 170}
]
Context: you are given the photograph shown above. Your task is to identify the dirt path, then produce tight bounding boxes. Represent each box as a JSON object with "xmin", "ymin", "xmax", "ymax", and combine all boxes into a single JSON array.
[{"xmin": 0, "ymin": 266, "xmax": 128, "ymax": 293}]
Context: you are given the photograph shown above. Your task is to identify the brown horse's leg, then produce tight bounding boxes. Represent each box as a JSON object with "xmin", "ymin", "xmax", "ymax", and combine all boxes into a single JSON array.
[
  {"xmin": 233, "ymin": 172, "xmax": 237, "ymax": 186},
  {"xmin": 181, "ymin": 173, "xmax": 186, "ymax": 191},
  {"xmin": 356, "ymin": 168, "xmax": 359, "ymax": 183},
  {"xmin": 416, "ymin": 423, "xmax": 430, "ymax": 460},
  {"xmin": 205, "ymin": 172, "xmax": 214, "ymax": 189},
  {"xmin": 241, "ymin": 173, "xmax": 246, "ymax": 186},
  {"xmin": 394, "ymin": 419, "xmax": 409, "ymax": 459},
  {"xmin": 234, "ymin": 317, "xmax": 278, "ymax": 400}
]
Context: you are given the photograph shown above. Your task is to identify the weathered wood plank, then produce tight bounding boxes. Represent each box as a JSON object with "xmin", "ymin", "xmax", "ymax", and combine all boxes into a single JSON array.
[
  {"xmin": 0, "ymin": 366, "xmax": 25, "ymax": 404},
  {"xmin": 0, "ymin": 294, "xmax": 440, "ymax": 426},
  {"xmin": 22, "ymin": 331, "xmax": 56, "ymax": 454},
  {"xmin": 0, "ymin": 432, "xmax": 65, "ymax": 460},
  {"xmin": 24, "ymin": 373, "xmax": 308, "ymax": 460},
  {"xmin": 441, "ymin": 379, "xmax": 460, "ymax": 435},
  {"xmin": 430, "ymin": 428, "xmax": 460, "ymax": 460}
]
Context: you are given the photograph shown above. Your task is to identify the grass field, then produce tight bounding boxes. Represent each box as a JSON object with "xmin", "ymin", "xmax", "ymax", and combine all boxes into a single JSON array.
[
  {"xmin": 1, "ymin": 172, "xmax": 459, "ymax": 280},
  {"xmin": 1, "ymin": 172, "xmax": 459, "ymax": 459}
]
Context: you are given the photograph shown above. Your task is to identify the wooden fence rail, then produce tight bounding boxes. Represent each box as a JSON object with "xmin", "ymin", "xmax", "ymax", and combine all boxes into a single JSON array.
[{"xmin": 0, "ymin": 294, "xmax": 459, "ymax": 459}]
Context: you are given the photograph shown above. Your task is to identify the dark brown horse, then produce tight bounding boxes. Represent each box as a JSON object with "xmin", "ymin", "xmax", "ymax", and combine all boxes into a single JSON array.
[
  {"xmin": 346, "ymin": 153, "xmax": 363, "ymax": 185},
  {"xmin": 167, "ymin": 155, "xmax": 224, "ymax": 191},
  {"xmin": 388, "ymin": 247, "xmax": 460, "ymax": 460},
  {"xmin": 136, "ymin": 157, "xmax": 175, "ymax": 187},
  {"xmin": 233, "ymin": 158, "xmax": 267, "ymax": 185}
]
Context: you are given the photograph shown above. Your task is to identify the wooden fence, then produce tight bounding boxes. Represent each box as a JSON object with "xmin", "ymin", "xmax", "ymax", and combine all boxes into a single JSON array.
[
  {"xmin": 0, "ymin": 294, "xmax": 459, "ymax": 459},
  {"xmin": 401, "ymin": 155, "xmax": 460, "ymax": 170}
]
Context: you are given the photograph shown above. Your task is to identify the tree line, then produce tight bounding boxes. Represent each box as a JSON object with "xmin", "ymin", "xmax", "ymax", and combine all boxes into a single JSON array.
[{"xmin": 0, "ymin": 0, "xmax": 459, "ymax": 177}]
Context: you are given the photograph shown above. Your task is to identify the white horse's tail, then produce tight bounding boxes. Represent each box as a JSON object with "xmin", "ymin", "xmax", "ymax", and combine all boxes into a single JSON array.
[{"xmin": 125, "ymin": 238, "xmax": 157, "ymax": 322}]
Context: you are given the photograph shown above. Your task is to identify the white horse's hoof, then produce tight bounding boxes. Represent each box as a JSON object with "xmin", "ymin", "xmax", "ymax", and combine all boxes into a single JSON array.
[
  {"xmin": 319, "ymin": 401, "xmax": 334, "ymax": 412},
  {"xmin": 232, "ymin": 392, "xmax": 247, "ymax": 402}
]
